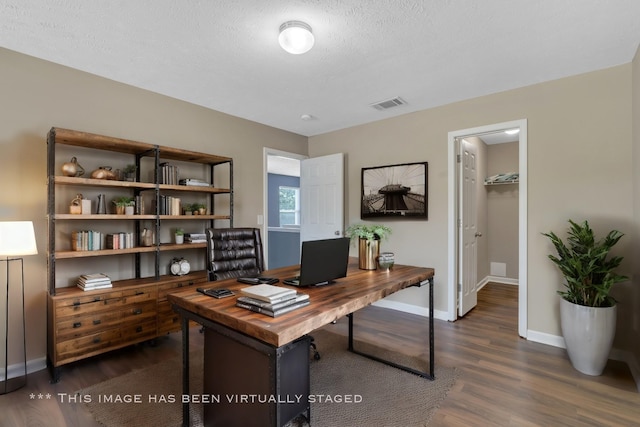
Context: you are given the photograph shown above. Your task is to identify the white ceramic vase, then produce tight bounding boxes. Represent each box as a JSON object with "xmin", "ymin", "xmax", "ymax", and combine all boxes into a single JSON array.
[{"xmin": 560, "ymin": 298, "xmax": 616, "ymax": 376}]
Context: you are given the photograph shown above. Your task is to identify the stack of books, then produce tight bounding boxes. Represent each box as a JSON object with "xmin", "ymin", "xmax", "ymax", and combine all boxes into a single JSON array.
[
  {"xmin": 179, "ymin": 178, "xmax": 210, "ymax": 187},
  {"xmin": 77, "ymin": 273, "xmax": 112, "ymax": 291},
  {"xmin": 184, "ymin": 233, "xmax": 206, "ymax": 243},
  {"xmin": 236, "ymin": 284, "xmax": 309, "ymax": 317}
]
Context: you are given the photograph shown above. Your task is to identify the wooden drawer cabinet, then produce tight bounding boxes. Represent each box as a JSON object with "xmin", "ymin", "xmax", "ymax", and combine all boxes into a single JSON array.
[
  {"xmin": 47, "ymin": 272, "xmax": 207, "ymax": 381},
  {"xmin": 55, "ymin": 291, "xmax": 125, "ymax": 318},
  {"xmin": 56, "ymin": 310, "xmax": 122, "ymax": 340},
  {"xmin": 157, "ymin": 274, "xmax": 207, "ymax": 335},
  {"xmin": 56, "ymin": 329, "xmax": 122, "ymax": 363}
]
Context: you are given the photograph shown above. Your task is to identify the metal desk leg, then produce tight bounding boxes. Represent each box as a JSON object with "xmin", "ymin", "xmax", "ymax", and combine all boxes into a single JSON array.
[
  {"xmin": 182, "ymin": 316, "xmax": 190, "ymax": 427},
  {"xmin": 348, "ymin": 278, "xmax": 435, "ymax": 380},
  {"xmin": 428, "ymin": 277, "xmax": 434, "ymax": 380}
]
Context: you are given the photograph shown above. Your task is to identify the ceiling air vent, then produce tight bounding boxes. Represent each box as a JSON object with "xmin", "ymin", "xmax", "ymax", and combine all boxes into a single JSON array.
[{"xmin": 370, "ymin": 97, "xmax": 407, "ymax": 111}]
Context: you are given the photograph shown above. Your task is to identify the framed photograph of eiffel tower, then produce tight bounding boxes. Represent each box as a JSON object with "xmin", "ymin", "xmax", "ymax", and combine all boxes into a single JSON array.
[{"xmin": 361, "ymin": 161, "xmax": 428, "ymax": 219}]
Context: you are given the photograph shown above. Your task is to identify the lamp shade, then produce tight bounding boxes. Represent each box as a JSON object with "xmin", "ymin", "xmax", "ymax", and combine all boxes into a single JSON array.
[
  {"xmin": 279, "ymin": 21, "xmax": 314, "ymax": 54},
  {"xmin": 0, "ymin": 221, "xmax": 38, "ymax": 256}
]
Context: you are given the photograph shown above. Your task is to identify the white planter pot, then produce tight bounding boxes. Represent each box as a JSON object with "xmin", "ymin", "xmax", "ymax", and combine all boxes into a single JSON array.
[{"xmin": 560, "ymin": 298, "xmax": 616, "ymax": 376}]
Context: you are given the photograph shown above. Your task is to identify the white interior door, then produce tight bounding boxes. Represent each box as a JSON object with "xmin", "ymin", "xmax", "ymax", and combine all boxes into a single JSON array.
[
  {"xmin": 459, "ymin": 139, "xmax": 479, "ymax": 316},
  {"xmin": 300, "ymin": 153, "xmax": 344, "ymax": 242}
]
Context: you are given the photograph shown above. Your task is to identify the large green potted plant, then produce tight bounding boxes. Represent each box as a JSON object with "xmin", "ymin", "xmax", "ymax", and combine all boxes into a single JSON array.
[
  {"xmin": 542, "ymin": 220, "xmax": 627, "ymax": 375},
  {"xmin": 346, "ymin": 223, "xmax": 391, "ymax": 270}
]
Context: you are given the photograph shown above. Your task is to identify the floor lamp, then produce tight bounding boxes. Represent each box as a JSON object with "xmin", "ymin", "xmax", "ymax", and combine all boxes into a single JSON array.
[{"xmin": 0, "ymin": 221, "xmax": 37, "ymax": 394}]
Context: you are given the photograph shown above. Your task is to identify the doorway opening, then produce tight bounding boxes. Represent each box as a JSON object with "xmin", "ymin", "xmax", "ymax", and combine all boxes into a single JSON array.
[
  {"xmin": 263, "ymin": 148, "xmax": 307, "ymax": 270},
  {"xmin": 447, "ymin": 119, "xmax": 528, "ymax": 338}
]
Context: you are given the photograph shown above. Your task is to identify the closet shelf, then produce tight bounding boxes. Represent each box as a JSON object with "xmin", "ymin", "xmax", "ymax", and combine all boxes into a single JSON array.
[{"xmin": 484, "ymin": 172, "xmax": 519, "ymax": 186}]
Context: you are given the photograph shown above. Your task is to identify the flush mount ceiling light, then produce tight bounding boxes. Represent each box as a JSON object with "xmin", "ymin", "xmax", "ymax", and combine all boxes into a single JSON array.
[
  {"xmin": 505, "ymin": 129, "xmax": 520, "ymax": 135},
  {"xmin": 279, "ymin": 21, "xmax": 314, "ymax": 54}
]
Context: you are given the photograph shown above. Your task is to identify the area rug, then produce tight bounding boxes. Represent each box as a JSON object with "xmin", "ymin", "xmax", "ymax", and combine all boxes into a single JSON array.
[{"xmin": 77, "ymin": 329, "xmax": 458, "ymax": 427}]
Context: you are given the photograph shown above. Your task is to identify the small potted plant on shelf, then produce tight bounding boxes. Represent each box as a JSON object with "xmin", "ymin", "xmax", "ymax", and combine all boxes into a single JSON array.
[
  {"xmin": 542, "ymin": 219, "xmax": 628, "ymax": 375},
  {"xmin": 175, "ymin": 228, "xmax": 184, "ymax": 244},
  {"xmin": 183, "ymin": 205, "xmax": 193, "ymax": 215},
  {"xmin": 191, "ymin": 203, "xmax": 206, "ymax": 215},
  {"xmin": 345, "ymin": 223, "xmax": 392, "ymax": 270},
  {"xmin": 123, "ymin": 164, "xmax": 137, "ymax": 182},
  {"xmin": 112, "ymin": 196, "xmax": 135, "ymax": 215}
]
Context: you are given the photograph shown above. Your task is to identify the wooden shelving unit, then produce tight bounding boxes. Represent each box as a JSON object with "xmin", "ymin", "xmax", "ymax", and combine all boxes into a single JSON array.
[{"xmin": 46, "ymin": 127, "xmax": 233, "ymax": 381}]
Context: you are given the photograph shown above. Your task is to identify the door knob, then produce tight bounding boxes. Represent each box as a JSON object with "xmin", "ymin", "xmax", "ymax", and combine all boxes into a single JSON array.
[{"xmin": 475, "ymin": 232, "xmax": 483, "ymax": 237}]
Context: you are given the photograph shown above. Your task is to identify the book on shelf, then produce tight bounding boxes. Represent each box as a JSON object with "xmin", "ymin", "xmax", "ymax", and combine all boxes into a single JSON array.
[
  {"xmin": 134, "ymin": 195, "xmax": 144, "ymax": 215},
  {"xmin": 235, "ymin": 299, "xmax": 310, "ymax": 317},
  {"xmin": 105, "ymin": 232, "xmax": 135, "ymax": 250},
  {"xmin": 77, "ymin": 273, "xmax": 112, "ymax": 291},
  {"xmin": 78, "ymin": 283, "xmax": 113, "ymax": 291},
  {"xmin": 159, "ymin": 162, "xmax": 179, "ymax": 185},
  {"xmin": 239, "ymin": 284, "xmax": 297, "ymax": 304},
  {"xmin": 79, "ymin": 273, "xmax": 110, "ymax": 282},
  {"xmin": 158, "ymin": 195, "xmax": 182, "ymax": 215},
  {"xmin": 71, "ymin": 230, "xmax": 103, "ymax": 251},
  {"xmin": 236, "ymin": 292, "xmax": 309, "ymax": 311},
  {"xmin": 184, "ymin": 233, "xmax": 206, "ymax": 243},
  {"xmin": 179, "ymin": 178, "xmax": 210, "ymax": 187}
]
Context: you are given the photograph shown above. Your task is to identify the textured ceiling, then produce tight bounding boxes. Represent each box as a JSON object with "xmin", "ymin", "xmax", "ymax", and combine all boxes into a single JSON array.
[{"xmin": 1, "ymin": 1, "xmax": 639, "ymax": 137}]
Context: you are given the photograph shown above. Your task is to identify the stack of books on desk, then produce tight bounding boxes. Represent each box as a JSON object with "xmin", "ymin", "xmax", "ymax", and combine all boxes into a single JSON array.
[
  {"xmin": 77, "ymin": 273, "xmax": 112, "ymax": 291},
  {"xmin": 236, "ymin": 284, "xmax": 309, "ymax": 317}
]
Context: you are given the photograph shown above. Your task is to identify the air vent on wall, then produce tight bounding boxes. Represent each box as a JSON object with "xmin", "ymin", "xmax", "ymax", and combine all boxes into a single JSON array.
[{"xmin": 370, "ymin": 96, "xmax": 407, "ymax": 111}]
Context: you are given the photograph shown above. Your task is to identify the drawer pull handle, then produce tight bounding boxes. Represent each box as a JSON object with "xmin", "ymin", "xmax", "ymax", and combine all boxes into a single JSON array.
[
  {"xmin": 136, "ymin": 326, "xmax": 143, "ymax": 333},
  {"xmin": 73, "ymin": 301, "xmax": 80, "ymax": 306},
  {"xmin": 93, "ymin": 319, "xmax": 101, "ymax": 325},
  {"xmin": 73, "ymin": 322, "xmax": 82, "ymax": 328},
  {"xmin": 135, "ymin": 291, "xmax": 144, "ymax": 295},
  {"xmin": 133, "ymin": 308, "xmax": 142, "ymax": 315},
  {"xmin": 93, "ymin": 297, "xmax": 101, "ymax": 302},
  {"xmin": 93, "ymin": 337, "xmax": 101, "ymax": 344}
]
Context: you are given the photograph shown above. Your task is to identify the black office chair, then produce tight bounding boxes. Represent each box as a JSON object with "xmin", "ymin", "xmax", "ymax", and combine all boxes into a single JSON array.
[
  {"xmin": 205, "ymin": 227, "xmax": 320, "ymax": 360},
  {"xmin": 205, "ymin": 227, "xmax": 264, "ymax": 281}
]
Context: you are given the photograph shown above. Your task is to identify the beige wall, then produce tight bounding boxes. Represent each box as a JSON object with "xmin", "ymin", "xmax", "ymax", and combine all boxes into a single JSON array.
[
  {"xmin": 309, "ymin": 65, "xmax": 634, "ymax": 346},
  {"xmin": 486, "ymin": 141, "xmax": 519, "ymax": 279},
  {"xmin": 631, "ymin": 44, "xmax": 640, "ymax": 373},
  {"xmin": 0, "ymin": 47, "xmax": 307, "ymax": 365},
  {"xmin": 2, "ymin": 44, "xmax": 639, "ymax": 375}
]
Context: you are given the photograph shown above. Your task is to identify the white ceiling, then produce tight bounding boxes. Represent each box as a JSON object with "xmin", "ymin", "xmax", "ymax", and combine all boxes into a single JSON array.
[{"xmin": 1, "ymin": 1, "xmax": 639, "ymax": 137}]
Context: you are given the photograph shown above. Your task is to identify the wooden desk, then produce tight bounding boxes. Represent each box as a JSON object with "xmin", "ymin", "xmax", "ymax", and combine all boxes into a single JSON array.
[{"xmin": 169, "ymin": 259, "xmax": 435, "ymax": 427}]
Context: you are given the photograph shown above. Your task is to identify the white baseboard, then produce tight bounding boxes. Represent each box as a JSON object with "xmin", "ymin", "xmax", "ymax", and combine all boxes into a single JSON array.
[
  {"xmin": 527, "ymin": 330, "xmax": 640, "ymax": 391},
  {"xmin": 610, "ymin": 349, "xmax": 640, "ymax": 392},
  {"xmin": 479, "ymin": 275, "xmax": 519, "ymax": 289},
  {"xmin": 527, "ymin": 329, "xmax": 566, "ymax": 348},
  {"xmin": 1, "ymin": 356, "xmax": 47, "ymax": 380},
  {"xmin": 372, "ymin": 299, "xmax": 448, "ymax": 321}
]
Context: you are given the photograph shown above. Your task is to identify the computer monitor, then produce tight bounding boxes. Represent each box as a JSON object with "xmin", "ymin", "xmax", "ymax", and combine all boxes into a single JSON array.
[{"xmin": 283, "ymin": 237, "xmax": 350, "ymax": 287}]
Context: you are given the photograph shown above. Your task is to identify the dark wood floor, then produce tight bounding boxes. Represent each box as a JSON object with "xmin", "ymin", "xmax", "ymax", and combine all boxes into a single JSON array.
[{"xmin": 2, "ymin": 283, "xmax": 639, "ymax": 426}]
